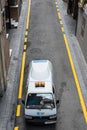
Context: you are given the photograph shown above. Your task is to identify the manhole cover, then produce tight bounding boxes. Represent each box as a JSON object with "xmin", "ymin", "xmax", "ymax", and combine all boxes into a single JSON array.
[{"xmin": 30, "ymin": 48, "xmax": 41, "ymax": 54}]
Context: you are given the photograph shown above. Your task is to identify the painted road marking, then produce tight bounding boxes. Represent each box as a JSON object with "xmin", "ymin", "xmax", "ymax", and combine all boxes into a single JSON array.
[
  {"xmin": 60, "ymin": 20, "xmax": 63, "ymax": 25},
  {"xmin": 18, "ymin": 51, "xmax": 26, "ymax": 99},
  {"xmin": 16, "ymin": 105, "xmax": 21, "ymax": 116},
  {"xmin": 24, "ymin": 37, "xmax": 28, "ymax": 43},
  {"xmin": 24, "ymin": 45, "xmax": 27, "ymax": 50},
  {"xmin": 18, "ymin": 0, "xmax": 31, "ymax": 99},
  {"xmin": 26, "ymin": 0, "xmax": 31, "ymax": 30},
  {"xmin": 55, "ymin": 2, "xmax": 58, "ymax": 5},
  {"xmin": 15, "ymin": 0, "xmax": 31, "ymax": 129},
  {"xmin": 14, "ymin": 126, "xmax": 19, "ymax": 130},
  {"xmin": 25, "ymin": 30, "xmax": 28, "ymax": 36},
  {"xmin": 63, "ymin": 34, "xmax": 87, "ymax": 123},
  {"xmin": 57, "ymin": 8, "xmax": 59, "ymax": 12},
  {"xmin": 15, "ymin": 1, "xmax": 31, "ymax": 130},
  {"xmin": 61, "ymin": 27, "xmax": 65, "ymax": 33},
  {"xmin": 58, "ymin": 12, "xmax": 61, "ymax": 20},
  {"xmin": 56, "ymin": 5, "xmax": 58, "ymax": 8},
  {"xmin": 55, "ymin": 0, "xmax": 87, "ymax": 123}
]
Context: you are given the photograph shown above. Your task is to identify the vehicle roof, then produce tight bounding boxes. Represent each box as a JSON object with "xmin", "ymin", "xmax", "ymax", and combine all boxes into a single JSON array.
[
  {"xmin": 27, "ymin": 81, "xmax": 53, "ymax": 93},
  {"xmin": 28, "ymin": 60, "xmax": 53, "ymax": 81},
  {"xmin": 27, "ymin": 60, "xmax": 53, "ymax": 94}
]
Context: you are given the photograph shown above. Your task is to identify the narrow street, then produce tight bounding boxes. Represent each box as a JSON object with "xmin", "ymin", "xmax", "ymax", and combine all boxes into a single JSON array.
[{"xmin": 14, "ymin": 0, "xmax": 87, "ymax": 130}]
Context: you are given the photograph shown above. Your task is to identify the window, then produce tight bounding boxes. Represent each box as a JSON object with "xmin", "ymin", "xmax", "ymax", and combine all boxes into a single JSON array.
[{"xmin": 26, "ymin": 93, "xmax": 55, "ymax": 109}]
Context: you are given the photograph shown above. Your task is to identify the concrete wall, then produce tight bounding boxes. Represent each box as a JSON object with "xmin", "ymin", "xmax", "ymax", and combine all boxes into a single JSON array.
[{"xmin": 76, "ymin": 8, "xmax": 87, "ymax": 61}]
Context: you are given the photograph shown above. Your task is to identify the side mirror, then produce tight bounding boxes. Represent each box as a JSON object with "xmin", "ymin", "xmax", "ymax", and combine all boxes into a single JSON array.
[
  {"xmin": 56, "ymin": 100, "xmax": 59, "ymax": 104},
  {"xmin": 22, "ymin": 99, "xmax": 25, "ymax": 105}
]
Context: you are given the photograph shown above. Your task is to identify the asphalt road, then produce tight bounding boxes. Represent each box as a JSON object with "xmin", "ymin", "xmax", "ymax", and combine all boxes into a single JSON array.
[{"xmin": 15, "ymin": 0, "xmax": 87, "ymax": 129}]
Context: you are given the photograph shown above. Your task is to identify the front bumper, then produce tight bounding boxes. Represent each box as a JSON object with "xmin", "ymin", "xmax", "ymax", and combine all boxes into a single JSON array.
[{"xmin": 25, "ymin": 115, "xmax": 57, "ymax": 124}]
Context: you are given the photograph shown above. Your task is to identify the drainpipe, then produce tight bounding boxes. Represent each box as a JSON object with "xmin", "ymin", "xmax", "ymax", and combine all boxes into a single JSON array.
[
  {"xmin": 75, "ymin": 0, "xmax": 79, "ymax": 36},
  {"xmin": 7, "ymin": 0, "xmax": 11, "ymax": 29},
  {"xmin": 75, "ymin": 15, "xmax": 78, "ymax": 36}
]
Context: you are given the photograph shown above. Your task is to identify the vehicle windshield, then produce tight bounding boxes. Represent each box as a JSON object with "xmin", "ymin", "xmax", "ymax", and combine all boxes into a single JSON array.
[{"xmin": 26, "ymin": 93, "xmax": 55, "ymax": 109}]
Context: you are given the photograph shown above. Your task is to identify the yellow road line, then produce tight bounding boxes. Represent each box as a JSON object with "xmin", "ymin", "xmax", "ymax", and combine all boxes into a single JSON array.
[
  {"xmin": 25, "ymin": 31, "xmax": 28, "ymax": 36},
  {"xmin": 58, "ymin": 12, "xmax": 61, "ymax": 19},
  {"xmin": 63, "ymin": 34, "xmax": 87, "ymax": 123},
  {"xmin": 55, "ymin": 2, "xmax": 87, "ymax": 123},
  {"xmin": 18, "ymin": 0, "xmax": 31, "ymax": 99},
  {"xmin": 24, "ymin": 37, "xmax": 28, "ymax": 43},
  {"xmin": 61, "ymin": 27, "xmax": 64, "ymax": 32},
  {"xmin": 14, "ymin": 126, "xmax": 19, "ymax": 130},
  {"xmin": 57, "ymin": 8, "xmax": 59, "ymax": 12},
  {"xmin": 18, "ymin": 52, "xmax": 26, "ymax": 99},
  {"xmin": 16, "ymin": 105, "xmax": 21, "ymax": 116},
  {"xmin": 26, "ymin": 0, "xmax": 31, "ymax": 30},
  {"xmin": 55, "ymin": 2, "xmax": 58, "ymax": 5},
  {"xmin": 24, "ymin": 45, "xmax": 27, "ymax": 50},
  {"xmin": 56, "ymin": 5, "xmax": 58, "ymax": 8},
  {"xmin": 60, "ymin": 20, "xmax": 63, "ymax": 25}
]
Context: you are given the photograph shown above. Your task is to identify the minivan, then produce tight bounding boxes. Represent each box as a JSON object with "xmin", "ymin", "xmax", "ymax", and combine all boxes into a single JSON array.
[{"xmin": 23, "ymin": 60, "xmax": 59, "ymax": 124}]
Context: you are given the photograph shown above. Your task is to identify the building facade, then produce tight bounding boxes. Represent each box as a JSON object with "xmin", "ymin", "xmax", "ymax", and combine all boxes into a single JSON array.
[
  {"xmin": 6, "ymin": 0, "xmax": 22, "ymax": 28},
  {"xmin": 67, "ymin": 0, "xmax": 87, "ymax": 62},
  {"xmin": 0, "ymin": 0, "xmax": 10, "ymax": 96},
  {"xmin": 0, "ymin": 0, "xmax": 22, "ymax": 96},
  {"xmin": 76, "ymin": 0, "xmax": 87, "ymax": 61},
  {"xmin": 67, "ymin": 0, "xmax": 79, "ymax": 20}
]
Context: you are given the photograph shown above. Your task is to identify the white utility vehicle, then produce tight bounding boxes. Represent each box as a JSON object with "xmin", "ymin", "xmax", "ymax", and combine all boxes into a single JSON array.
[{"xmin": 23, "ymin": 60, "xmax": 59, "ymax": 124}]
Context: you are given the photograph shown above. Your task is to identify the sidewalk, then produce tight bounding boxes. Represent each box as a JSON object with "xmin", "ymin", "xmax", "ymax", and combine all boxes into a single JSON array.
[
  {"xmin": 57, "ymin": 0, "xmax": 87, "ymax": 107},
  {"xmin": 0, "ymin": 0, "xmax": 28, "ymax": 130}
]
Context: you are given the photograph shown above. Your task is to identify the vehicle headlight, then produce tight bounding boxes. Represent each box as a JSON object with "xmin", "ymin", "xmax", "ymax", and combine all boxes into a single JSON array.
[
  {"xmin": 25, "ymin": 115, "xmax": 32, "ymax": 119},
  {"xmin": 28, "ymin": 116, "xmax": 32, "ymax": 119},
  {"xmin": 49, "ymin": 115, "xmax": 57, "ymax": 119}
]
